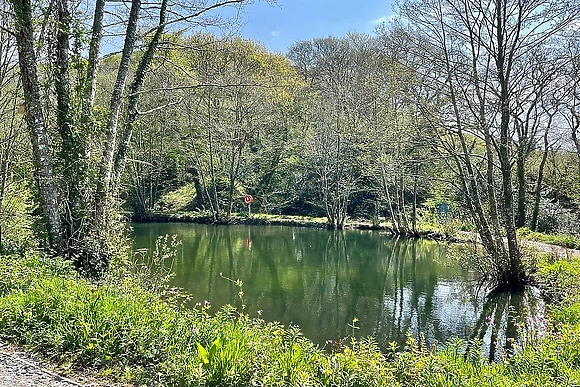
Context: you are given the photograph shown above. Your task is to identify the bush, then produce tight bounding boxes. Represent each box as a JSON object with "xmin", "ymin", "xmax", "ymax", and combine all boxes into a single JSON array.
[
  {"xmin": 0, "ymin": 183, "xmax": 36, "ymax": 254},
  {"xmin": 533, "ymin": 199, "xmax": 580, "ymax": 235}
]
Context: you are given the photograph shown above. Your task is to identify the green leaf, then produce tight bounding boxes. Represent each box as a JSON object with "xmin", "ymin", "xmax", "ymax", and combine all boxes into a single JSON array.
[{"xmin": 196, "ymin": 342, "xmax": 209, "ymax": 364}]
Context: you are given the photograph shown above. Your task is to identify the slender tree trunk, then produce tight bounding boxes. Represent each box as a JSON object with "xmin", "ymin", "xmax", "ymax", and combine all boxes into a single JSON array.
[
  {"xmin": 112, "ymin": 0, "xmax": 169, "ymax": 193},
  {"xmin": 226, "ymin": 122, "xmax": 239, "ymax": 218},
  {"xmin": 95, "ymin": 0, "xmax": 141, "ymax": 222},
  {"xmin": 82, "ymin": 0, "xmax": 105, "ymax": 116},
  {"xmin": 10, "ymin": 0, "xmax": 62, "ymax": 248},
  {"xmin": 412, "ymin": 165, "xmax": 418, "ymax": 233},
  {"xmin": 531, "ymin": 126, "xmax": 551, "ymax": 231},
  {"xmin": 381, "ymin": 167, "xmax": 399, "ymax": 233},
  {"xmin": 572, "ymin": 111, "xmax": 580, "ymax": 174},
  {"xmin": 207, "ymin": 98, "xmax": 221, "ymax": 220},
  {"xmin": 516, "ymin": 141, "xmax": 526, "ymax": 228},
  {"xmin": 80, "ymin": 0, "xmax": 105, "ymax": 162},
  {"xmin": 398, "ymin": 173, "xmax": 409, "ymax": 232},
  {"xmin": 531, "ymin": 152, "xmax": 549, "ymax": 232}
]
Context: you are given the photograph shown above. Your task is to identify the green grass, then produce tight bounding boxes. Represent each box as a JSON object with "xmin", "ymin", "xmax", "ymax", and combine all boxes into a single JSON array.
[
  {"xmin": 1, "ymin": 253, "xmax": 580, "ymax": 386},
  {"xmin": 518, "ymin": 228, "xmax": 580, "ymax": 250},
  {"xmin": 154, "ymin": 183, "xmax": 197, "ymax": 212}
]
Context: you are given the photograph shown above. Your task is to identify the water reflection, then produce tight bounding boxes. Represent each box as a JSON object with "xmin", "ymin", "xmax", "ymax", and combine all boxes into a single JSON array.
[
  {"xmin": 131, "ymin": 223, "xmax": 543, "ymax": 351},
  {"xmin": 468, "ymin": 287, "xmax": 545, "ymax": 361}
]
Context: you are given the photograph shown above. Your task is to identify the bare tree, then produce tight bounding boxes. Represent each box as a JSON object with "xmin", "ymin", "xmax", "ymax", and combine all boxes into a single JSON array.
[
  {"xmin": 289, "ymin": 36, "xmax": 374, "ymax": 228},
  {"xmin": 399, "ymin": 0, "xmax": 580, "ymax": 286},
  {"xmin": 8, "ymin": 0, "xmax": 63, "ymax": 247}
]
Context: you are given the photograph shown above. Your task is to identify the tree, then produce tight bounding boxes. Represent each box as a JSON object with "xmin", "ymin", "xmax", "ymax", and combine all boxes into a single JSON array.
[
  {"xmin": 562, "ymin": 35, "xmax": 580, "ymax": 173},
  {"xmin": 289, "ymin": 35, "xmax": 375, "ymax": 228},
  {"xmin": 6, "ymin": 0, "xmax": 261, "ymax": 268},
  {"xmin": 372, "ymin": 25, "xmax": 435, "ymax": 234},
  {"xmin": 399, "ymin": 0, "xmax": 580, "ymax": 286},
  {"xmin": 176, "ymin": 35, "xmax": 302, "ymax": 220},
  {"xmin": 0, "ymin": 2, "xmax": 33, "ymax": 252}
]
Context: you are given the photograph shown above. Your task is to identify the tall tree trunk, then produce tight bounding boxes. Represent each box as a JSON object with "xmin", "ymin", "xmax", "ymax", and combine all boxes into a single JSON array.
[
  {"xmin": 516, "ymin": 141, "xmax": 526, "ymax": 228},
  {"xmin": 112, "ymin": 0, "xmax": 168, "ymax": 193},
  {"xmin": 207, "ymin": 98, "xmax": 221, "ymax": 220},
  {"xmin": 412, "ymin": 165, "xmax": 419, "ymax": 233},
  {"xmin": 82, "ymin": 0, "xmax": 105, "ymax": 117},
  {"xmin": 381, "ymin": 167, "xmax": 399, "ymax": 233},
  {"xmin": 55, "ymin": 0, "xmax": 86, "ymax": 245},
  {"xmin": 80, "ymin": 0, "xmax": 105, "ymax": 161},
  {"xmin": 531, "ymin": 130, "xmax": 550, "ymax": 231},
  {"xmin": 10, "ymin": 0, "xmax": 62, "ymax": 248},
  {"xmin": 572, "ymin": 109, "xmax": 580, "ymax": 174},
  {"xmin": 496, "ymin": 0, "xmax": 523, "ymax": 284},
  {"xmin": 95, "ymin": 0, "xmax": 141, "ymax": 223}
]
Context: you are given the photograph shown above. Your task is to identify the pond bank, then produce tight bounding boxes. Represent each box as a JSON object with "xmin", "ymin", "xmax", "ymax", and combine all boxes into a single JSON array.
[{"xmin": 131, "ymin": 211, "xmax": 454, "ymax": 240}]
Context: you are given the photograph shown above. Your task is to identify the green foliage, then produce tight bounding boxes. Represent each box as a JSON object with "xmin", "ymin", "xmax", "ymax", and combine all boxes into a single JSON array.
[
  {"xmin": 518, "ymin": 228, "xmax": 580, "ymax": 250},
  {"xmin": 1, "ymin": 252, "xmax": 580, "ymax": 386},
  {"xmin": 0, "ymin": 183, "xmax": 36, "ymax": 253},
  {"xmin": 536, "ymin": 255, "xmax": 580, "ymax": 304},
  {"xmin": 153, "ymin": 183, "xmax": 197, "ymax": 212}
]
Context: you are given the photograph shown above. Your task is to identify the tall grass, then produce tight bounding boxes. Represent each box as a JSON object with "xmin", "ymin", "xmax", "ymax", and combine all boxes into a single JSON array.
[{"xmin": 0, "ymin": 252, "xmax": 579, "ymax": 386}]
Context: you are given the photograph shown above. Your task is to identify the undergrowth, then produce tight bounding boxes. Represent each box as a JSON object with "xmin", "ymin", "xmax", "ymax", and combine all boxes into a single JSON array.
[
  {"xmin": 0, "ymin": 250, "xmax": 579, "ymax": 386},
  {"xmin": 518, "ymin": 228, "xmax": 580, "ymax": 250}
]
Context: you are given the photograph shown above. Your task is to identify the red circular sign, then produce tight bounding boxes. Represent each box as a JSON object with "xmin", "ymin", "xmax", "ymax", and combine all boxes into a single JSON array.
[{"xmin": 243, "ymin": 194, "xmax": 253, "ymax": 205}]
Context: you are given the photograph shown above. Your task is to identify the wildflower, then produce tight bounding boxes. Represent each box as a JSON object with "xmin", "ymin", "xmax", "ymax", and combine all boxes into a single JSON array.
[
  {"xmin": 204, "ymin": 300, "xmax": 211, "ymax": 307},
  {"xmin": 326, "ymin": 339, "xmax": 333, "ymax": 344},
  {"xmin": 257, "ymin": 309, "xmax": 263, "ymax": 316},
  {"xmin": 506, "ymin": 337, "xmax": 514, "ymax": 342},
  {"xmin": 195, "ymin": 302, "xmax": 202, "ymax": 308}
]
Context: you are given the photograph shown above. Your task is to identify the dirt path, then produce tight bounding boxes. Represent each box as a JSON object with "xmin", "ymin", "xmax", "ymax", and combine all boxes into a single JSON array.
[
  {"xmin": 520, "ymin": 239, "xmax": 580, "ymax": 258},
  {"xmin": 0, "ymin": 341, "xmax": 116, "ymax": 387},
  {"xmin": 455, "ymin": 231, "xmax": 580, "ymax": 258}
]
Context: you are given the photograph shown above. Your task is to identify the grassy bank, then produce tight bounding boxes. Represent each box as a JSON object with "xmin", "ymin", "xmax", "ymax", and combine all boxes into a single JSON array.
[
  {"xmin": 133, "ymin": 211, "xmax": 453, "ymax": 240},
  {"xmin": 518, "ymin": 228, "xmax": 580, "ymax": 251},
  {"xmin": 0, "ymin": 252, "xmax": 580, "ymax": 386}
]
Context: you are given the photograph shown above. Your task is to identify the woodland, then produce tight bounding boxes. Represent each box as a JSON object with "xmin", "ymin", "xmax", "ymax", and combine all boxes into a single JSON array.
[
  {"xmin": 0, "ymin": 0, "xmax": 579, "ymax": 285},
  {"xmin": 2, "ymin": 1, "xmax": 580, "ymax": 386}
]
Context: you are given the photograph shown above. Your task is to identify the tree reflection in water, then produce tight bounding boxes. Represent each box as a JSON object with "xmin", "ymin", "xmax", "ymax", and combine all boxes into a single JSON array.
[
  {"xmin": 132, "ymin": 223, "xmax": 544, "ymax": 355},
  {"xmin": 468, "ymin": 286, "xmax": 545, "ymax": 361}
]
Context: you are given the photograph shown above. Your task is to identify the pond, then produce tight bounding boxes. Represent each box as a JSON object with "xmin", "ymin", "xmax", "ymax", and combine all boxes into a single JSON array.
[{"xmin": 131, "ymin": 222, "xmax": 544, "ymax": 359}]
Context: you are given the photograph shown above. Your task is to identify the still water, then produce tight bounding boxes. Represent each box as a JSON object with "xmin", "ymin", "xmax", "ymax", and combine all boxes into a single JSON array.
[{"xmin": 131, "ymin": 223, "xmax": 544, "ymax": 356}]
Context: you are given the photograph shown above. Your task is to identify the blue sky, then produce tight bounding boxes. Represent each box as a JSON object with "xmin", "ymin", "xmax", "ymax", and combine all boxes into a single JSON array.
[{"xmin": 237, "ymin": 0, "xmax": 396, "ymax": 53}]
